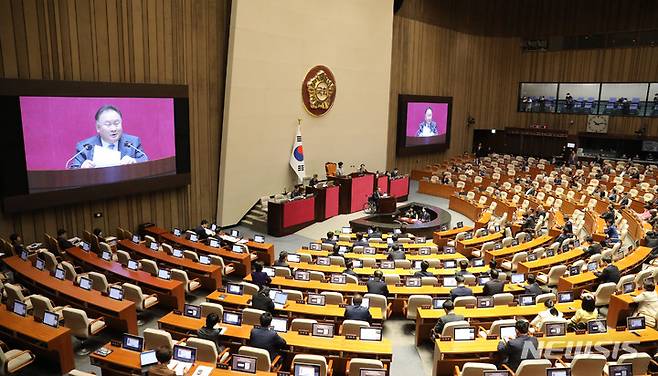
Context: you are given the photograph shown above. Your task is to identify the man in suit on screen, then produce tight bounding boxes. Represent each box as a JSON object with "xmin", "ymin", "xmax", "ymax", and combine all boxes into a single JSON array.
[
  {"xmin": 69, "ymin": 105, "xmax": 148, "ymax": 169},
  {"xmin": 416, "ymin": 107, "xmax": 439, "ymax": 137}
]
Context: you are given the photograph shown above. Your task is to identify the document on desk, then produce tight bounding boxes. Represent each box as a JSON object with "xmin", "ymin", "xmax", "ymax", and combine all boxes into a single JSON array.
[
  {"xmin": 92, "ymin": 145, "xmax": 121, "ymax": 167},
  {"xmin": 193, "ymin": 366, "xmax": 213, "ymax": 376}
]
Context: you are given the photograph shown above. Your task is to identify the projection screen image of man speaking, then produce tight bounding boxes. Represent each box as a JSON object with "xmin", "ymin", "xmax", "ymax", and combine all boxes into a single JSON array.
[{"xmin": 68, "ymin": 105, "xmax": 149, "ymax": 169}]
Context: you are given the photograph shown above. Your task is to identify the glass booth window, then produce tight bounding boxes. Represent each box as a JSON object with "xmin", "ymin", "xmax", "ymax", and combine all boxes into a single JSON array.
[
  {"xmin": 518, "ymin": 83, "xmax": 558, "ymax": 113},
  {"xmin": 648, "ymin": 83, "xmax": 658, "ymax": 117},
  {"xmin": 599, "ymin": 83, "xmax": 649, "ymax": 116},
  {"xmin": 557, "ymin": 83, "xmax": 600, "ymax": 114}
]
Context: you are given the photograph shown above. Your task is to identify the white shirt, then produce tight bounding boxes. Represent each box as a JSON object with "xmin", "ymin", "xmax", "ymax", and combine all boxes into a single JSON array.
[
  {"xmin": 100, "ymin": 139, "xmax": 119, "ymax": 150},
  {"xmin": 530, "ymin": 308, "xmax": 563, "ymax": 330}
]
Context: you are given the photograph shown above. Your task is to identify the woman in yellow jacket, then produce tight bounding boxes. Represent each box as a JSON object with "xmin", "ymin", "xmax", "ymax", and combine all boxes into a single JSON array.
[{"xmin": 568, "ymin": 294, "xmax": 598, "ymax": 331}]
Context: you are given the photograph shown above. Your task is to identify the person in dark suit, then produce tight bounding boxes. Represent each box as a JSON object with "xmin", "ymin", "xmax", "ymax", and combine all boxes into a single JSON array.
[
  {"xmin": 416, "ymin": 107, "xmax": 439, "ymax": 137},
  {"xmin": 449, "ymin": 275, "xmax": 473, "ymax": 301},
  {"xmin": 147, "ymin": 346, "xmax": 175, "ymax": 376},
  {"xmin": 324, "ymin": 232, "xmax": 337, "ymax": 245},
  {"xmin": 369, "ymin": 228, "xmax": 382, "ymax": 239},
  {"xmin": 584, "ymin": 236, "xmax": 602, "ymax": 256},
  {"xmin": 343, "ymin": 260, "xmax": 359, "ymax": 277},
  {"xmin": 620, "ymin": 193, "xmax": 631, "ymax": 208},
  {"xmin": 252, "ymin": 286, "xmax": 276, "ymax": 314},
  {"xmin": 497, "ymin": 320, "xmax": 539, "ymax": 372},
  {"xmin": 595, "ymin": 256, "xmax": 621, "ymax": 284},
  {"xmin": 344, "ymin": 294, "xmax": 372, "ymax": 324},
  {"xmin": 387, "ymin": 245, "xmax": 406, "ymax": 261},
  {"xmin": 432, "ymin": 300, "xmax": 464, "ymax": 336},
  {"xmin": 483, "ymin": 269, "xmax": 505, "ymax": 296},
  {"xmin": 56, "ymin": 229, "xmax": 74, "ymax": 251},
  {"xmin": 367, "ymin": 270, "xmax": 389, "ymax": 296},
  {"xmin": 248, "ymin": 312, "xmax": 287, "ymax": 360},
  {"xmin": 194, "ymin": 219, "xmax": 213, "ymax": 240},
  {"xmin": 9, "ymin": 233, "xmax": 26, "ymax": 256},
  {"xmin": 353, "ymin": 233, "xmax": 369, "ymax": 247},
  {"xmin": 454, "ymin": 260, "xmax": 470, "ymax": 277},
  {"xmin": 308, "ymin": 174, "xmax": 319, "ymax": 187},
  {"xmin": 600, "ymin": 205, "xmax": 616, "ymax": 223},
  {"xmin": 197, "ymin": 313, "xmax": 225, "ymax": 352},
  {"xmin": 522, "ymin": 274, "xmax": 548, "ymax": 297},
  {"xmin": 562, "ymin": 217, "xmax": 573, "ymax": 234},
  {"xmin": 274, "ymin": 251, "xmax": 289, "ymax": 267},
  {"xmin": 251, "ymin": 262, "xmax": 271, "ymax": 288},
  {"xmin": 414, "ymin": 261, "xmax": 434, "ymax": 277},
  {"xmin": 69, "ymin": 105, "xmax": 148, "ymax": 169}
]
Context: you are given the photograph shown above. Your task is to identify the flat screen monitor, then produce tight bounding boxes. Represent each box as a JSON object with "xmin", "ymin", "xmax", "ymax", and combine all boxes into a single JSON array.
[
  {"xmin": 364, "ymin": 247, "xmax": 376, "ymax": 255},
  {"xmin": 287, "ymin": 254, "xmax": 301, "ymax": 263},
  {"xmin": 330, "ymin": 274, "xmax": 346, "ymax": 284},
  {"xmin": 519, "ymin": 294, "xmax": 535, "ymax": 306},
  {"xmin": 546, "ymin": 368, "xmax": 571, "ymax": 376},
  {"xmin": 294, "ymin": 271, "xmax": 310, "ymax": 281},
  {"xmin": 587, "ymin": 319, "xmax": 607, "ymax": 334},
  {"xmin": 172, "ymin": 228, "xmax": 181, "ymax": 236},
  {"xmin": 183, "ymin": 304, "xmax": 201, "ymax": 319},
  {"xmin": 627, "ymin": 316, "xmax": 646, "ymax": 330},
  {"xmin": 140, "ymin": 350, "xmax": 158, "ymax": 367},
  {"xmin": 312, "ymin": 323, "xmax": 334, "ymax": 338},
  {"xmin": 232, "ymin": 354, "xmax": 257, "ymax": 374},
  {"xmin": 172, "ymin": 249, "xmax": 183, "ymax": 258},
  {"xmin": 189, "ymin": 233, "xmax": 198, "ymax": 242},
  {"xmin": 483, "ymin": 372, "xmax": 511, "ymax": 376},
  {"xmin": 412, "ymin": 260, "xmax": 422, "ymax": 270},
  {"xmin": 432, "ymin": 298, "xmax": 447, "ymax": 309},
  {"xmin": 478, "ymin": 277, "xmax": 491, "ymax": 285},
  {"xmin": 622, "ymin": 282, "xmax": 635, "ymax": 294},
  {"xmin": 101, "ymin": 251, "xmax": 111, "ymax": 261},
  {"xmin": 477, "ymin": 296, "xmax": 494, "ymax": 308},
  {"xmin": 208, "ymin": 239, "xmax": 219, "ymax": 248},
  {"xmin": 270, "ymin": 317, "xmax": 288, "ymax": 333},
  {"xmin": 223, "ymin": 312, "xmax": 242, "ymax": 326},
  {"xmin": 309, "ymin": 242, "xmax": 321, "ymax": 251},
  {"xmin": 341, "ymin": 227, "xmax": 351, "ymax": 234},
  {"xmin": 253, "ymin": 235, "xmax": 265, "ymax": 243},
  {"xmin": 607, "ymin": 364, "xmax": 632, "ymax": 376},
  {"xmin": 569, "ymin": 266, "xmax": 580, "ymax": 276},
  {"xmin": 405, "ymin": 277, "xmax": 421, "ymax": 287},
  {"xmin": 294, "ymin": 364, "xmax": 321, "ymax": 376},
  {"xmin": 360, "ymin": 298, "xmax": 370, "ymax": 309},
  {"xmin": 12, "ymin": 301, "xmax": 27, "ymax": 317},
  {"xmin": 199, "ymin": 255, "xmax": 210, "ymax": 265},
  {"xmin": 587, "ymin": 261, "xmax": 598, "ymax": 271},
  {"xmin": 108, "ymin": 286, "xmax": 124, "ymax": 300},
  {"xmin": 545, "ymin": 322, "xmax": 566, "ymax": 337},
  {"xmin": 132, "ymin": 235, "xmax": 140, "ymax": 243},
  {"xmin": 359, "ymin": 327, "xmax": 383, "ymax": 341},
  {"xmin": 226, "ymin": 283, "xmax": 244, "ymax": 295},
  {"xmin": 78, "ymin": 276, "xmax": 92, "ymax": 290},
  {"xmin": 511, "ymin": 273, "xmax": 525, "ymax": 284},
  {"xmin": 54, "ymin": 267, "xmax": 66, "ymax": 280},
  {"xmin": 127, "ymin": 259, "xmax": 139, "ymax": 270},
  {"xmin": 149, "ymin": 242, "xmax": 159, "ymax": 250},
  {"xmin": 35, "ymin": 258, "xmax": 45, "ymax": 271},
  {"xmin": 316, "ymin": 257, "xmax": 330, "ymax": 266},
  {"xmin": 443, "ymin": 277, "xmax": 457, "ymax": 287},
  {"xmin": 453, "ymin": 327, "xmax": 476, "ymax": 341},
  {"xmin": 352, "ymin": 260, "xmax": 363, "ymax": 268},
  {"xmin": 444, "ymin": 260, "xmax": 456, "ymax": 269},
  {"xmin": 273, "ymin": 292, "xmax": 288, "ymax": 306},
  {"xmin": 122, "ymin": 334, "xmax": 144, "ymax": 352},
  {"xmin": 307, "ymin": 294, "xmax": 326, "ymax": 306},
  {"xmin": 359, "ymin": 369, "xmax": 387, "ymax": 376},
  {"xmin": 81, "ymin": 242, "xmax": 91, "ymax": 251},
  {"xmin": 230, "ymin": 229, "xmax": 240, "ymax": 237},
  {"xmin": 557, "ymin": 292, "xmax": 573, "ymax": 303},
  {"xmin": 471, "ymin": 258, "xmax": 484, "ymax": 267},
  {"xmin": 172, "ymin": 345, "xmax": 196, "ymax": 363},
  {"xmin": 499, "ymin": 325, "xmax": 516, "ymax": 340},
  {"xmin": 262, "ymin": 267, "xmax": 275, "ymax": 277},
  {"xmin": 157, "ymin": 269, "xmax": 171, "ymax": 280},
  {"xmin": 231, "ymin": 245, "xmax": 244, "ymax": 253},
  {"xmin": 20, "ymin": 250, "xmax": 28, "ymax": 261}
]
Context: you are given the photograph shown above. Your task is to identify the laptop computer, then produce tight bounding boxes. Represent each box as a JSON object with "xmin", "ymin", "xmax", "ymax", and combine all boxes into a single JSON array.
[
  {"xmin": 478, "ymin": 276, "xmax": 491, "ymax": 285},
  {"xmin": 273, "ymin": 292, "xmax": 288, "ymax": 308},
  {"xmin": 169, "ymin": 345, "xmax": 197, "ymax": 374},
  {"xmin": 622, "ymin": 282, "xmax": 635, "ymax": 294},
  {"xmin": 510, "ymin": 273, "xmax": 525, "ymax": 284},
  {"xmin": 122, "ymin": 334, "xmax": 144, "ymax": 352},
  {"xmin": 270, "ymin": 317, "xmax": 288, "ymax": 333},
  {"xmin": 359, "ymin": 327, "xmax": 383, "ymax": 341},
  {"xmin": 545, "ymin": 322, "xmax": 566, "ymax": 337},
  {"xmin": 312, "ymin": 323, "xmax": 334, "ymax": 338},
  {"xmin": 453, "ymin": 327, "xmax": 476, "ymax": 341},
  {"xmin": 499, "ymin": 325, "xmax": 516, "ymax": 340},
  {"xmin": 183, "ymin": 304, "xmax": 201, "ymax": 319},
  {"xmin": 287, "ymin": 254, "xmax": 302, "ymax": 263},
  {"xmin": 232, "ymin": 354, "xmax": 257, "ymax": 374},
  {"xmin": 472, "ymin": 258, "xmax": 484, "ymax": 267},
  {"xmin": 223, "ymin": 312, "xmax": 242, "ymax": 326},
  {"xmin": 432, "ymin": 298, "xmax": 447, "ymax": 309},
  {"xmin": 140, "ymin": 350, "xmax": 158, "ymax": 368}
]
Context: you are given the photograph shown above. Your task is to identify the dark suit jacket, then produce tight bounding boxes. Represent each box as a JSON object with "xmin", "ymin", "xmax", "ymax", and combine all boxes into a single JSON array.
[
  {"xmin": 69, "ymin": 134, "xmax": 147, "ymax": 169},
  {"xmin": 598, "ymin": 265, "xmax": 621, "ymax": 284},
  {"xmin": 343, "ymin": 269, "xmax": 358, "ymax": 277},
  {"xmin": 497, "ymin": 334, "xmax": 539, "ymax": 372},
  {"xmin": 353, "ymin": 240, "xmax": 369, "ymax": 247},
  {"xmin": 57, "ymin": 238, "xmax": 74, "ymax": 251},
  {"xmin": 148, "ymin": 364, "xmax": 175, "ymax": 376},
  {"xmin": 252, "ymin": 293, "xmax": 275, "ymax": 313},
  {"xmin": 483, "ymin": 280, "xmax": 505, "ymax": 296},
  {"xmin": 369, "ymin": 232, "xmax": 382, "ymax": 239},
  {"xmin": 524, "ymin": 283, "xmax": 545, "ymax": 297},
  {"xmin": 194, "ymin": 226, "xmax": 210, "ymax": 240},
  {"xmin": 414, "ymin": 270, "xmax": 434, "ymax": 277},
  {"xmin": 433, "ymin": 312, "xmax": 465, "ymax": 335},
  {"xmin": 586, "ymin": 243, "xmax": 602, "ymax": 256},
  {"xmin": 450, "ymin": 286, "xmax": 473, "ymax": 301},
  {"xmin": 387, "ymin": 250, "xmax": 406, "ymax": 260},
  {"xmin": 251, "ymin": 271, "xmax": 272, "ymax": 287},
  {"xmin": 273, "ymin": 260, "xmax": 289, "ymax": 267},
  {"xmin": 249, "ymin": 327, "xmax": 287, "ymax": 360},
  {"xmin": 344, "ymin": 305, "xmax": 372, "ymax": 323},
  {"xmin": 366, "ymin": 279, "xmax": 389, "ymax": 296},
  {"xmin": 197, "ymin": 326, "xmax": 224, "ymax": 351}
]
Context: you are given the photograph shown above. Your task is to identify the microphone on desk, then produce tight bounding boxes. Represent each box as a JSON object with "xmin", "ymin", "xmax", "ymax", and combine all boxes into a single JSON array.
[
  {"xmin": 65, "ymin": 144, "xmax": 92, "ymax": 168},
  {"xmin": 124, "ymin": 141, "xmax": 149, "ymax": 160}
]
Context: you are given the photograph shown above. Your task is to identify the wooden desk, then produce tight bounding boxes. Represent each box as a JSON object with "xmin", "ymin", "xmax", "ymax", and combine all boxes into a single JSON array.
[
  {"xmin": 206, "ymin": 290, "xmax": 383, "ymax": 322},
  {"xmin": 607, "ymin": 292, "xmax": 636, "ymax": 328},
  {"xmin": 484, "ymin": 234, "xmax": 554, "ymax": 263},
  {"xmin": 297, "ymin": 248, "xmax": 466, "ymax": 261},
  {"xmin": 558, "ymin": 246, "xmax": 652, "ymax": 293},
  {"xmin": 90, "ymin": 343, "xmax": 274, "ymax": 376},
  {"xmin": 376, "ymin": 196, "xmax": 397, "ymax": 214},
  {"xmin": 334, "ymin": 240, "xmax": 438, "ymax": 250},
  {"xmin": 5, "ymin": 256, "xmax": 138, "ymax": 334},
  {"xmin": 118, "ymin": 239, "xmax": 223, "ymax": 290},
  {"xmin": 516, "ymin": 247, "xmax": 585, "ymax": 275},
  {"xmin": 432, "ymin": 328, "xmax": 658, "ymax": 376},
  {"xmin": 0, "ymin": 305, "xmax": 74, "ymax": 374},
  {"xmin": 288, "ymin": 262, "xmax": 489, "ymax": 277},
  {"xmin": 158, "ymin": 232, "xmax": 252, "ymax": 276},
  {"xmin": 66, "ymin": 247, "xmax": 186, "ymax": 311},
  {"xmin": 268, "ymin": 196, "xmax": 316, "ymax": 236},
  {"xmin": 418, "ymin": 180, "xmax": 457, "ymax": 199},
  {"xmin": 449, "ymin": 195, "xmax": 484, "ymax": 222},
  {"xmin": 414, "ymin": 300, "xmax": 582, "ymax": 346},
  {"xmin": 145, "ymin": 225, "xmax": 275, "ymax": 266},
  {"xmin": 433, "ymin": 226, "xmax": 474, "ymax": 247},
  {"xmin": 456, "ymin": 232, "xmax": 503, "ymax": 254},
  {"xmin": 158, "ymin": 312, "xmax": 393, "ymax": 371}
]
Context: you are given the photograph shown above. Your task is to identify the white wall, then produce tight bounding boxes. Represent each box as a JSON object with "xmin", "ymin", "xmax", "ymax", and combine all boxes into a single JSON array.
[{"xmin": 217, "ymin": 0, "xmax": 394, "ymax": 225}]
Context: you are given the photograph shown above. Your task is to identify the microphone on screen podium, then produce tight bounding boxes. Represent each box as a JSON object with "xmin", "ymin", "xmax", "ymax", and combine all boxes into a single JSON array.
[
  {"xmin": 65, "ymin": 143, "xmax": 92, "ymax": 168},
  {"xmin": 124, "ymin": 141, "xmax": 149, "ymax": 160}
]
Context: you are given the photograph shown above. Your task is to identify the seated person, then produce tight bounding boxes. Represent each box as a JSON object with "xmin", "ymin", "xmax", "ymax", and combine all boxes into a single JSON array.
[
  {"xmin": 336, "ymin": 162, "xmax": 345, "ymax": 176},
  {"xmin": 414, "ymin": 260, "xmax": 434, "ymax": 277},
  {"xmin": 600, "ymin": 205, "xmax": 616, "ymax": 222},
  {"xmin": 530, "ymin": 300, "xmax": 562, "ymax": 332},
  {"xmin": 343, "ymin": 260, "xmax": 359, "ymax": 277},
  {"xmin": 454, "ymin": 260, "xmax": 470, "ymax": 277},
  {"xmin": 197, "ymin": 313, "xmax": 225, "ymax": 351},
  {"xmin": 449, "ymin": 275, "xmax": 473, "ymax": 301},
  {"xmin": 9, "ymin": 233, "xmax": 26, "ymax": 255},
  {"xmin": 251, "ymin": 262, "xmax": 272, "ymax": 287},
  {"xmin": 93, "ymin": 228, "xmax": 108, "ymax": 243},
  {"xmin": 344, "ymin": 294, "xmax": 372, "ymax": 324},
  {"xmin": 291, "ymin": 184, "xmax": 305, "ymax": 198},
  {"xmin": 595, "ymin": 256, "xmax": 620, "ymax": 284},
  {"xmin": 308, "ymin": 173, "xmax": 319, "ymax": 187},
  {"xmin": 387, "ymin": 245, "xmax": 406, "ymax": 261},
  {"xmin": 56, "ymin": 229, "xmax": 74, "ymax": 251},
  {"xmin": 432, "ymin": 300, "xmax": 464, "ymax": 337},
  {"xmin": 252, "ymin": 286, "xmax": 276, "ymax": 314},
  {"xmin": 274, "ymin": 251, "xmax": 289, "ymax": 267},
  {"xmin": 148, "ymin": 346, "xmax": 175, "ymax": 376},
  {"xmin": 353, "ymin": 233, "xmax": 369, "ymax": 247},
  {"xmin": 249, "ymin": 312, "xmax": 287, "ymax": 360},
  {"xmin": 369, "ymin": 227, "xmax": 382, "ymax": 239},
  {"xmin": 632, "ymin": 279, "xmax": 658, "ymax": 328},
  {"xmin": 584, "ymin": 236, "xmax": 603, "ymax": 256},
  {"xmin": 324, "ymin": 232, "xmax": 337, "ymax": 245},
  {"xmin": 605, "ymin": 221, "xmax": 621, "ymax": 243},
  {"xmin": 568, "ymin": 294, "xmax": 598, "ymax": 330},
  {"xmin": 483, "ymin": 269, "xmax": 504, "ymax": 296},
  {"xmin": 194, "ymin": 219, "xmax": 214, "ymax": 240},
  {"xmin": 522, "ymin": 274, "xmax": 549, "ymax": 297},
  {"xmin": 420, "ymin": 208, "xmax": 431, "ymax": 222},
  {"xmin": 366, "ymin": 270, "xmax": 389, "ymax": 296},
  {"xmin": 497, "ymin": 320, "xmax": 539, "ymax": 372}
]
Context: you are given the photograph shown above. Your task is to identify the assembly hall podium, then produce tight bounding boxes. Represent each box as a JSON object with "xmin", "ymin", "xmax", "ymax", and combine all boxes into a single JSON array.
[
  {"xmin": 306, "ymin": 184, "xmax": 340, "ymax": 221},
  {"xmin": 267, "ymin": 195, "xmax": 316, "ymax": 236},
  {"xmin": 330, "ymin": 173, "xmax": 376, "ymax": 214}
]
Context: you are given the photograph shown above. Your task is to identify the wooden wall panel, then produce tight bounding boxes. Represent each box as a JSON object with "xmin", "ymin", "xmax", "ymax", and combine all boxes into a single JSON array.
[
  {"xmin": 390, "ymin": 0, "xmax": 658, "ymax": 173},
  {"xmin": 0, "ymin": 0, "xmax": 230, "ymax": 243}
]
